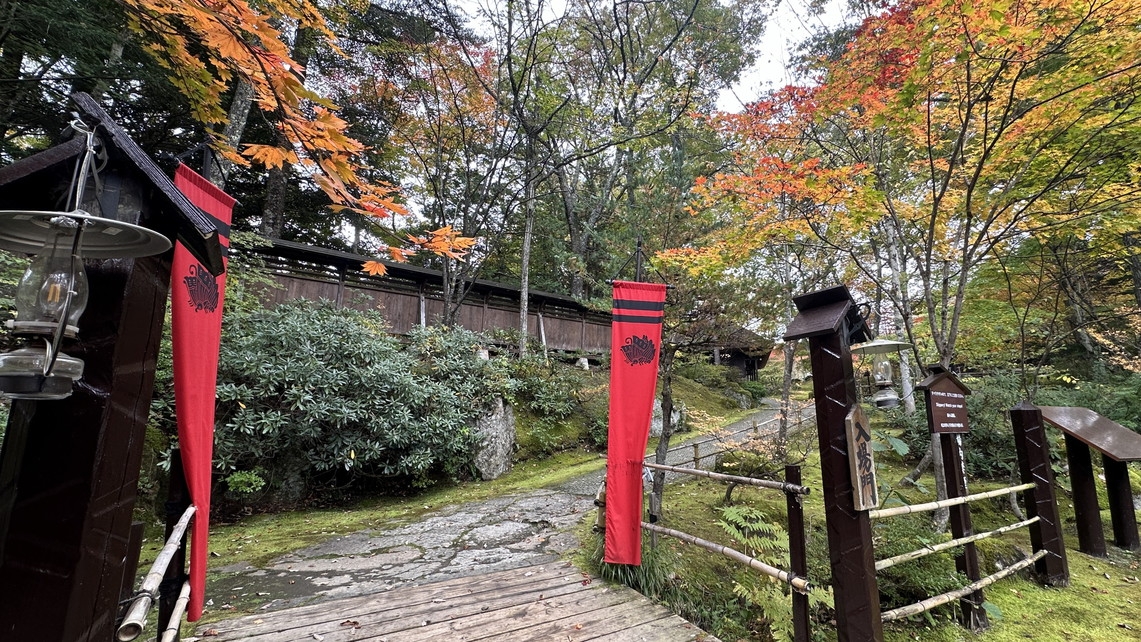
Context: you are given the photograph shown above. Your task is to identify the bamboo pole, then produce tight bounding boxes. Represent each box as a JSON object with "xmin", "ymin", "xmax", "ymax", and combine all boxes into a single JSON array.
[
  {"xmin": 642, "ymin": 521, "xmax": 812, "ymax": 593},
  {"xmin": 869, "ymin": 483, "xmax": 1035, "ymax": 520},
  {"xmin": 880, "ymin": 550, "xmax": 1047, "ymax": 622},
  {"xmin": 657, "ymin": 402, "xmax": 815, "ymax": 458},
  {"xmin": 116, "ymin": 504, "xmax": 196, "ymax": 642},
  {"xmin": 875, "ymin": 517, "xmax": 1040, "ymax": 571},
  {"xmin": 642, "ymin": 461, "xmax": 811, "ymax": 495},
  {"xmin": 158, "ymin": 581, "xmax": 192, "ymax": 642}
]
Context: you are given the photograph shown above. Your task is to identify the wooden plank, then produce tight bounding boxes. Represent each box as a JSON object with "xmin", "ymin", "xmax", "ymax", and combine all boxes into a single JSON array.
[
  {"xmin": 592, "ymin": 614, "xmax": 717, "ymax": 641},
  {"xmin": 368, "ymin": 581, "xmax": 637, "ymax": 641},
  {"xmin": 472, "ymin": 595, "xmax": 681, "ymax": 642},
  {"xmin": 203, "ymin": 564, "xmax": 588, "ymax": 640},
  {"xmin": 195, "ymin": 561, "xmax": 722, "ymax": 642}
]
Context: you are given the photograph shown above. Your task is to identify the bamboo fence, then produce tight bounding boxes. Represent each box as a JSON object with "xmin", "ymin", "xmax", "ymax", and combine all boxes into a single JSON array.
[
  {"xmin": 879, "ymin": 550, "xmax": 1047, "ymax": 622},
  {"xmin": 875, "ymin": 517, "xmax": 1040, "ymax": 571},
  {"xmin": 868, "ymin": 483, "xmax": 1035, "ymax": 520},
  {"xmin": 642, "ymin": 461, "xmax": 810, "ymax": 495},
  {"xmin": 642, "ymin": 521, "xmax": 812, "ymax": 593},
  {"xmin": 116, "ymin": 504, "xmax": 196, "ymax": 641},
  {"xmin": 159, "ymin": 581, "xmax": 192, "ymax": 642}
]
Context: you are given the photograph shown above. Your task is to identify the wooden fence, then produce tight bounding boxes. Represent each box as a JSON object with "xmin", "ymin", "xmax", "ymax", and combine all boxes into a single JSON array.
[{"xmin": 249, "ymin": 239, "xmax": 612, "ymax": 355}]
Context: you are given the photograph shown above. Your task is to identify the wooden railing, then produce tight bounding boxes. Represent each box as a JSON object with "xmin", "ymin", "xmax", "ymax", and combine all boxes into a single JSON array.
[
  {"xmin": 631, "ymin": 405, "xmax": 818, "ymax": 641},
  {"xmin": 640, "ymin": 463, "xmax": 812, "ymax": 641},
  {"xmin": 870, "ymin": 482, "xmax": 1045, "ymax": 623}
]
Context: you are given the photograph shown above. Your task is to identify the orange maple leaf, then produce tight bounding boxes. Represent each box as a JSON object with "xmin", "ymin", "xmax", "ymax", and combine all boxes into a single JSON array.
[{"xmin": 361, "ymin": 260, "xmax": 387, "ymax": 276}]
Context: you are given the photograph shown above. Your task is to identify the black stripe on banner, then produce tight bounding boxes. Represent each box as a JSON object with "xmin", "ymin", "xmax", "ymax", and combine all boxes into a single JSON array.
[
  {"xmin": 612, "ymin": 314, "xmax": 664, "ymax": 324},
  {"xmin": 205, "ymin": 213, "xmax": 232, "ymax": 240},
  {"xmin": 613, "ymin": 299, "xmax": 665, "ymax": 311}
]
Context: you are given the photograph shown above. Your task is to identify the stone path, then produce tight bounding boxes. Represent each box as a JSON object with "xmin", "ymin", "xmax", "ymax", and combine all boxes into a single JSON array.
[{"xmin": 200, "ymin": 405, "xmax": 785, "ymax": 621}]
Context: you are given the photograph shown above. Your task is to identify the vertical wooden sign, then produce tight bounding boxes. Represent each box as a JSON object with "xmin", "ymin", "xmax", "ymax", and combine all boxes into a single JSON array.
[{"xmin": 846, "ymin": 406, "xmax": 879, "ymax": 510}]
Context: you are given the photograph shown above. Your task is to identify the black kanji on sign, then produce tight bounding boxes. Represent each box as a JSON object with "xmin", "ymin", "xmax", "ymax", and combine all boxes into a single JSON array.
[
  {"xmin": 184, "ymin": 263, "xmax": 220, "ymax": 313},
  {"xmin": 620, "ymin": 334, "xmax": 657, "ymax": 366}
]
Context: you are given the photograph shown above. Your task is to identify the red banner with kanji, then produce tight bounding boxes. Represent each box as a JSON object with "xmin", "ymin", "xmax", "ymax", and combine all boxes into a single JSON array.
[
  {"xmin": 172, "ymin": 164, "xmax": 233, "ymax": 621},
  {"xmin": 604, "ymin": 280, "xmax": 667, "ymax": 565}
]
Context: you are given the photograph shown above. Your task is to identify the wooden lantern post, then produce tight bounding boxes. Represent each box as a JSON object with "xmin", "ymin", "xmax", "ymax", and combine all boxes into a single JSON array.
[
  {"xmin": 0, "ymin": 95, "xmax": 222, "ymax": 642},
  {"xmin": 784, "ymin": 285, "xmax": 883, "ymax": 642}
]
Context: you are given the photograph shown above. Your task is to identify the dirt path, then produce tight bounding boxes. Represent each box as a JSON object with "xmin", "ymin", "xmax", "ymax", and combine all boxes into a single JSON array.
[{"xmin": 200, "ymin": 405, "xmax": 783, "ymax": 619}]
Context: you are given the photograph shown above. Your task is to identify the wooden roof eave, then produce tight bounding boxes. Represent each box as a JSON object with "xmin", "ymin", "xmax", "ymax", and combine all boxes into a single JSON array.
[{"xmin": 70, "ymin": 93, "xmax": 224, "ymax": 275}]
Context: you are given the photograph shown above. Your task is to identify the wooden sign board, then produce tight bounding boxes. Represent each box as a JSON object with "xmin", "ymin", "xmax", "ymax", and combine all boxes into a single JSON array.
[
  {"xmin": 846, "ymin": 405, "xmax": 879, "ymax": 511},
  {"xmin": 921, "ymin": 374, "xmax": 970, "ymax": 434}
]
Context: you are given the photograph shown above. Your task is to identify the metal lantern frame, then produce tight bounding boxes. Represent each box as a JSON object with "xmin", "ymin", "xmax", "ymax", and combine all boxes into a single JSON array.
[
  {"xmin": 851, "ymin": 338, "xmax": 913, "ymax": 409},
  {"xmin": 0, "ymin": 120, "xmax": 170, "ymax": 399}
]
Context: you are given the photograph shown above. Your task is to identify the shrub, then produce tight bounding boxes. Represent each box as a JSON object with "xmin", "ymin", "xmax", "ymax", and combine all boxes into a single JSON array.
[{"xmin": 203, "ymin": 299, "xmax": 499, "ymax": 499}]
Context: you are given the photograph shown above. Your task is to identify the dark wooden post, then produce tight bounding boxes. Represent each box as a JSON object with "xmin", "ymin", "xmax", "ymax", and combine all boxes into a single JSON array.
[
  {"xmin": 916, "ymin": 366, "xmax": 986, "ymax": 629},
  {"xmin": 786, "ymin": 464, "xmax": 810, "ymax": 642},
  {"xmin": 0, "ymin": 241, "xmax": 173, "ymax": 641},
  {"xmin": 1065, "ymin": 435, "xmax": 1107, "ymax": 556},
  {"xmin": 940, "ymin": 434, "xmax": 987, "ymax": 630},
  {"xmin": 0, "ymin": 94, "xmax": 222, "ymax": 642},
  {"xmin": 1102, "ymin": 455, "xmax": 1141, "ymax": 551},
  {"xmin": 1009, "ymin": 402, "xmax": 1069, "ymax": 586},
  {"xmin": 784, "ymin": 286, "xmax": 882, "ymax": 642}
]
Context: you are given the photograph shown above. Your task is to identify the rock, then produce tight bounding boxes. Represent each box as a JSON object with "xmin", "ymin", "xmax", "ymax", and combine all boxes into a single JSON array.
[
  {"xmin": 722, "ymin": 389, "xmax": 753, "ymax": 409},
  {"xmin": 473, "ymin": 398, "xmax": 515, "ymax": 480},
  {"xmin": 650, "ymin": 399, "xmax": 686, "ymax": 437}
]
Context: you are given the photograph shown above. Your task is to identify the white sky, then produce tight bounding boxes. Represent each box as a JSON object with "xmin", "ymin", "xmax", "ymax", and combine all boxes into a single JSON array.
[{"xmin": 717, "ymin": 0, "xmax": 850, "ymax": 112}]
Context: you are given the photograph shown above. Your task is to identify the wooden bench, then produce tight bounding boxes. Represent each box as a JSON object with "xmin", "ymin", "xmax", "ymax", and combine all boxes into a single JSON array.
[{"xmin": 1038, "ymin": 406, "xmax": 1141, "ymax": 554}]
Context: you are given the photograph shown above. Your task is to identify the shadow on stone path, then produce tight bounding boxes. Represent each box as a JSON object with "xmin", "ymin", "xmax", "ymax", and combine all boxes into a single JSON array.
[{"xmin": 202, "ymin": 404, "xmax": 784, "ymax": 618}]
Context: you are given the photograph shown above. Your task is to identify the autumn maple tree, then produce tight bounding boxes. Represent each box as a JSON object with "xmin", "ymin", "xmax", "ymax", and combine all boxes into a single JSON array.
[
  {"xmin": 117, "ymin": 0, "xmax": 475, "ymax": 270},
  {"xmin": 696, "ymin": 0, "xmax": 1141, "ymax": 371}
]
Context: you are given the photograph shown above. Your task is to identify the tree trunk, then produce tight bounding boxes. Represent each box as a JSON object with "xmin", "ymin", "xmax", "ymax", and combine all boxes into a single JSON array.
[
  {"xmin": 202, "ymin": 79, "xmax": 255, "ymax": 189},
  {"xmin": 650, "ymin": 346, "xmax": 676, "ymax": 523},
  {"xmin": 1127, "ymin": 233, "xmax": 1141, "ymax": 309},
  {"xmin": 884, "ymin": 221, "xmax": 917, "ymax": 414},
  {"xmin": 779, "ymin": 338, "xmax": 797, "ymax": 459},
  {"xmin": 0, "ymin": 41, "xmax": 25, "ymax": 138},
  {"xmin": 261, "ymin": 27, "xmax": 316, "ymax": 238},
  {"xmin": 518, "ymin": 139, "xmax": 536, "ymax": 356},
  {"xmin": 262, "ymin": 154, "xmax": 287, "ymax": 238}
]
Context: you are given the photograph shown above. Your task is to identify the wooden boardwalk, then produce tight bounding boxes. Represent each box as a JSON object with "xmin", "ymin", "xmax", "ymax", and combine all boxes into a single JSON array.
[{"xmin": 196, "ymin": 562, "xmax": 719, "ymax": 641}]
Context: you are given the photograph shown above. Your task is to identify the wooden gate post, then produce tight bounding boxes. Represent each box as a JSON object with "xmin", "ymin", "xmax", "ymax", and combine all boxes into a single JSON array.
[
  {"xmin": 940, "ymin": 434, "xmax": 988, "ymax": 630},
  {"xmin": 784, "ymin": 286, "xmax": 882, "ymax": 642},
  {"xmin": 1009, "ymin": 403, "xmax": 1069, "ymax": 586},
  {"xmin": 786, "ymin": 464, "xmax": 810, "ymax": 642},
  {"xmin": 0, "ymin": 95, "xmax": 222, "ymax": 642}
]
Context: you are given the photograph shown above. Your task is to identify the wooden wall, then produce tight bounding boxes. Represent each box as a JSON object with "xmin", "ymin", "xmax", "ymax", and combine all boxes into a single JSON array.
[{"xmin": 251, "ymin": 242, "xmax": 612, "ymax": 355}]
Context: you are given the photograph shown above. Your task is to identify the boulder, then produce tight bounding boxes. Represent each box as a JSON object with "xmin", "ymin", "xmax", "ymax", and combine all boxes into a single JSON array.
[
  {"xmin": 473, "ymin": 397, "xmax": 515, "ymax": 480},
  {"xmin": 650, "ymin": 399, "xmax": 686, "ymax": 437}
]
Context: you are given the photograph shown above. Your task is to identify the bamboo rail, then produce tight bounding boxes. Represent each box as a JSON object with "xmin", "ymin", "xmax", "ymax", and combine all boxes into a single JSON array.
[
  {"xmin": 875, "ymin": 517, "xmax": 1040, "ymax": 571},
  {"xmin": 641, "ymin": 521, "xmax": 811, "ymax": 593},
  {"xmin": 116, "ymin": 504, "xmax": 196, "ymax": 641},
  {"xmin": 657, "ymin": 403, "xmax": 815, "ymax": 459},
  {"xmin": 158, "ymin": 581, "xmax": 192, "ymax": 642},
  {"xmin": 880, "ymin": 549, "xmax": 1047, "ymax": 622},
  {"xmin": 868, "ymin": 483, "xmax": 1035, "ymax": 520},
  {"xmin": 642, "ymin": 461, "xmax": 811, "ymax": 495}
]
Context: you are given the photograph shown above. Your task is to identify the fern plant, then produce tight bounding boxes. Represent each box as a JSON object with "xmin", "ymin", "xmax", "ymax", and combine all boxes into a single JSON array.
[{"xmin": 717, "ymin": 505, "xmax": 834, "ymax": 641}]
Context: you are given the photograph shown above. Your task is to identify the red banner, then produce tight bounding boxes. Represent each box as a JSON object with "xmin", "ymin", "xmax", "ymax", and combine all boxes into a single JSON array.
[
  {"xmin": 604, "ymin": 280, "xmax": 667, "ymax": 565},
  {"xmin": 172, "ymin": 164, "xmax": 234, "ymax": 621}
]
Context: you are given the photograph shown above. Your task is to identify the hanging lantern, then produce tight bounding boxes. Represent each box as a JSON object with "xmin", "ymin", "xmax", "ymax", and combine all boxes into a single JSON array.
[
  {"xmin": 0, "ymin": 121, "xmax": 170, "ymax": 399},
  {"xmin": 851, "ymin": 339, "xmax": 913, "ymax": 409}
]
